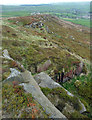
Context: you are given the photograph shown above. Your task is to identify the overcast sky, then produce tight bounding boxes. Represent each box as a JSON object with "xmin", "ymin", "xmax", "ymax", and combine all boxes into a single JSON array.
[{"xmin": 0, "ymin": 0, "xmax": 91, "ymax": 5}]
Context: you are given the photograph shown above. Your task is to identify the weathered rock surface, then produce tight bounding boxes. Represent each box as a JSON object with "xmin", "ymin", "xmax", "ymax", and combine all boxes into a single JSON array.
[
  {"xmin": 3, "ymin": 49, "xmax": 13, "ymax": 60},
  {"xmin": 34, "ymin": 72, "xmax": 87, "ymax": 113},
  {"xmin": 2, "ymin": 68, "xmax": 28, "ymax": 85},
  {"xmin": 7, "ymin": 68, "xmax": 21, "ymax": 79},
  {"xmin": 19, "ymin": 71, "xmax": 67, "ymax": 119},
  {"xmin": 3, "ymin": 68, "xmax": 86, "ymax": 115},
  {"xmin": 34, "ymin": 72, "xmax": 74, "ymax": 97},
  {"xmin": 3, "ymin": 73, "xmax": 28, "ymax": 85},
  {"xmin": 34, "ymin": 72, "xmax": 61, "ymax": 89}
]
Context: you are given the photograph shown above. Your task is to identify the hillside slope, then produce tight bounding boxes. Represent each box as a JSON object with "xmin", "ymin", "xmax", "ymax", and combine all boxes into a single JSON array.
[{"xmin": 2, "ymin": 14, "xmax": 91, "ymax": 119}]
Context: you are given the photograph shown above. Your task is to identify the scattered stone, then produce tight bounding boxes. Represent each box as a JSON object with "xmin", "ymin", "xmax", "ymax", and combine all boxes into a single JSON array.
[
  {"xmin": 3, "ymin": 49, "xmax": 13, "ymax": 60},
  {"xmin": 16, "ymin": 21, "xmax": 19, "ymax": 24},
  {"xmin": 3, "ymin": 49, "xmax": 25, "ymax": 72},
  {"xmin": 70, "ymin": 36, "xmax": 75, "ymax": 40},
  {"xmin": 80, "ymin": 73, "xmax": 85, "ymax": 77},
  {"xmin": 28, "ymin": 21, "xmax": 44, "ymax": 28},
  {"xmin": 37, "ymin": 60, "xmax": 51, "ymax": 73}
]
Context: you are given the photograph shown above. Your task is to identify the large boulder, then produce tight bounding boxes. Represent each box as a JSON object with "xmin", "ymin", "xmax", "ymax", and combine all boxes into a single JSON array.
[{"xmin": 3, "ymin": 68, "xmax": 28, "ymax": 85}]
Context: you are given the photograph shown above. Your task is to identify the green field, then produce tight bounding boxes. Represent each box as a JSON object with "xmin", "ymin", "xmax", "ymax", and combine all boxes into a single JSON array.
[{"xmin": 61, "ymin": 18, "xmax": 90, "ymax": 27}]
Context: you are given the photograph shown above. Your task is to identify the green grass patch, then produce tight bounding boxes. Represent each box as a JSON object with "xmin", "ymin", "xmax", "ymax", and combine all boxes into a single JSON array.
[{"xmin": 61, "ymin": 18, "xmax": 90, "ymax": 28}]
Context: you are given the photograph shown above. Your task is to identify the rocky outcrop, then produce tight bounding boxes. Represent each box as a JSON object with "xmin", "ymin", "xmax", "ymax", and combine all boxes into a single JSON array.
[
  {"xmin": 25, "ymin": 21, "xmax": 44, "ymax": 28},
  {"xmin": 3, "ymin": 72, "xmax": 28, "ymax": 85},
  {"xmin": 2, "ymin": 49, "xmax": 86, "ymax": 117},
  {"xmin": 34, "ymin": 72, "xmax": 74, "ymax": 97},
  {"xmin": 19, "ymin": 71, "xmax": 67, "ymax": 119},
  {"xmin": 3, "ymin": 70, "xmax": 67, "ymax": 119}
]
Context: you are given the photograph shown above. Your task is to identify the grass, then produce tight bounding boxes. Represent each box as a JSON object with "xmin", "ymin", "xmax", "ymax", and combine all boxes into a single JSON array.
[
  {"xmin": 2, "ymin": 83, "xmax": 49, "ymax": 118},
  {"xmin": 61, "ymin": 18, "xmax": 90, "ymax": 28},
  {"xmin": 2, "ymin": 11, "xmax": 31, "ymax": 17},
  {"xmin": 41, "ymin": 87, "xmax": 81, "ymax": 110},
  {"xmin": 2, "ymin": 15, "xmax": 90, "ymax": 75}
]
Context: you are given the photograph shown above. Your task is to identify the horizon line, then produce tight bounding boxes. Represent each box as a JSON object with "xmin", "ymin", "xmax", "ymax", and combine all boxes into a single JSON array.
[{"xmin": 0, "ymin": 1, "xmax": 91, "ymax": 6}]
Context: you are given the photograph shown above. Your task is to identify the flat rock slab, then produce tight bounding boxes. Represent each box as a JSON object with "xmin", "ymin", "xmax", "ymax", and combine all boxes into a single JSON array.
[
  {"xmin": 34, "ymin": 72, "xmax": 74, "ymax": 97},
  {"xmin": 34, "ymin": 72, "xmax": 61, "ymax": 89}
]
